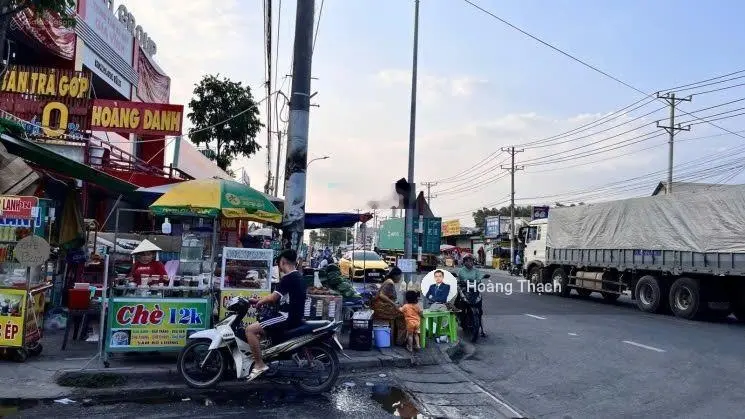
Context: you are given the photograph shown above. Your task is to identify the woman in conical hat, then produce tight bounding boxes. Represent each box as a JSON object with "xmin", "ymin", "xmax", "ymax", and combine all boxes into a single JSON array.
[{"xmin": 129, "ymin": 239, "xmax": 168, "ymax": 284}]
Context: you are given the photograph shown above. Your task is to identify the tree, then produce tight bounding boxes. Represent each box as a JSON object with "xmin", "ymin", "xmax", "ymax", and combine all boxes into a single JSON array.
[
  {"xmin": 308, "ymin": 230, "xmax": 319, "ymax": 244},
  {"xmin": 318, "ymin": 228, "xmax": 352, "ymax": 246},
  {"xmin": 0, "ymin": 1, "xmax": 75, "ymax": 60},
  {"xmin": 472, "ymin": 205, "xmax": 532, "ymax": 228},
  {"xmin": 187, "ymin": 74, "xmax": 263, "ymax": 171}
]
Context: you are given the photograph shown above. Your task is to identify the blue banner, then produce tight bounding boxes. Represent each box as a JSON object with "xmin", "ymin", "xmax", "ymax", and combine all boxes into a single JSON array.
[
  {"xmin": 531, "ymin": 206, "xmax": 549, "ymax": 220},
  {"xmin": 484, "ymin": 216, "xmax": 500, "ymax": 238}
]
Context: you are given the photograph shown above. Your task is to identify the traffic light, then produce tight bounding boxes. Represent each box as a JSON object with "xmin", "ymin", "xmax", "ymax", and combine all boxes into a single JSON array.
[{"xmin": 395, "ymin": 178, "xmax": 413, "ymax": 209}]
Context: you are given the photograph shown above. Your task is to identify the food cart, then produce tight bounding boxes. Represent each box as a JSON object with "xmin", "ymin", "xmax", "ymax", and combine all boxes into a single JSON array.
[
  {"xmin": 101, "ymin": 208, "xmax": 216, "ymax": 365},
  {"xmin": 0, "ymin": 195, "xmax": 53, "ymax": 362}
]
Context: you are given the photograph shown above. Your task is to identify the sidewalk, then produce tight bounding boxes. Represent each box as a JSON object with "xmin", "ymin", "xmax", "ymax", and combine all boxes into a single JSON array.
[{"xmin": 0, "ymin": 329, "xmax": 460, "ymax": 400}]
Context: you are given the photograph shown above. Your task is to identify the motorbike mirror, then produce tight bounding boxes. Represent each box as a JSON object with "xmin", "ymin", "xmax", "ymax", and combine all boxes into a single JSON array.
[
  {"xmin": 451, "ymin": 272, "xmax": 458, "ymax": 278},
  {"xmin": 483, "ymin": 274, "xmax": 491, "ymax": 279}
]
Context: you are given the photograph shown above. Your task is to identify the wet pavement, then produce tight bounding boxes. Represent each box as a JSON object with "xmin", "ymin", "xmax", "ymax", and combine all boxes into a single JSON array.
[{"xmin": 0, "ymin": 370, "xmax": 427, "ymax": 418}]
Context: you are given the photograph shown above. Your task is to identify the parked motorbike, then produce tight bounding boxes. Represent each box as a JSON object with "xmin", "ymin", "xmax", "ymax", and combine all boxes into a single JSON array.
[
  {"xmin": 177, "ymin": 296, "xmax": 348, "ymax": 394},
  {"xmin": 452, "ymin": 272, "xmax": 491, "ymax": 343}
]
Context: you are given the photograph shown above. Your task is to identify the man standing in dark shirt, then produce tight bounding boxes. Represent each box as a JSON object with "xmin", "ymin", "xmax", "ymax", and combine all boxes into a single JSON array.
[{"xmin": 245, "ymin": 249, "xmax": 307, "ymax": 381}]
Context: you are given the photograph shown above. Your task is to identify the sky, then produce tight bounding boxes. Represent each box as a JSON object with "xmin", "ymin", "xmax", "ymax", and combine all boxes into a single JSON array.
[{"xmin": 125, "ymin": 0, "xmax": 745, "ymax": 226}]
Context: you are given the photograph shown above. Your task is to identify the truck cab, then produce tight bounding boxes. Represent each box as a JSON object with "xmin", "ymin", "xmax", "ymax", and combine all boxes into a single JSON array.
[{"xmin": 523, "ymin": 218, "xmax": 548, "ymax": 280}]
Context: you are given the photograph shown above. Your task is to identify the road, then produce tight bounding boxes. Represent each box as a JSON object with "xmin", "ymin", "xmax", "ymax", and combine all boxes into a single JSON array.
[
  {"xmin": 2, "ymin": 371, "xmax": 416, "ymax": 418},
  {"xmin": 459, "ymin": 268, "xmax": 745, "ymax": 419}
]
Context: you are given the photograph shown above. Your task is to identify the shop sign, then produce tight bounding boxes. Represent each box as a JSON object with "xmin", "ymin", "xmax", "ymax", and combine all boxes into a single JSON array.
[
  {"xmin": 218, "ymin": 289, "xmax": 271, "ymax": 327},
  {"xmin": 441, "ymin": 219, "xmax": 461, "ymax": 237},
  {"xmin": 484, "ymin": 216, "xmax": 500, "ymax": 238},
  {"xmin": 116, "ymin": 4, "xmax": 157, "ymax": 57},
  {"xmin": 90, "ymin": 99, "xmax": 183, "ymax": 136},
  {"xmin": 1, "ymin": 66, "xmax": 91, "ymax": 98},
  {"xmin": 531, "ymin": 206, "xmax": 549, "ymax": 220},
  {"xmin": 0, "ymin": 289, "xmax": 26, "ymax": 348},
  {"xmin": 107, "ymin": 298, "xmax": 210, "ymax": 350},
  {"xmin": 0, "ymin": 196, "xmax": 37, "ymax": 219},
  {"xmin": 80, "ymin": 0, "xmax": 134, "ymax": 65},
  {"xmin": 0, "ymin": 94, "xmax": 91, "ymax": 139},
  {"xmin": 81, "ymin": 44, "xmax": 132, "ymax": 98}
]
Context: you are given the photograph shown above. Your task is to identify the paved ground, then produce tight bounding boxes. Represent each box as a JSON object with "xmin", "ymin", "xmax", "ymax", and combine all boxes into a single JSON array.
[
  {"xmin": 459, "ymin": 268, "xmax": 745, "ymax": 419},
  {"xmin": 1, "ymin": 370, "xmax": 408, "ymax": 418}
]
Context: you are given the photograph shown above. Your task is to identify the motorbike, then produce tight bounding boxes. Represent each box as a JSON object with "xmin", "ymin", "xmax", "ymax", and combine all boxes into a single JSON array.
[
  {"xmin": 177, "ymin": 296, "xmax": 348, "ymax": 395},
  {"xmin": 452, "ymin": 272, "xmax": 491, "ymax": 343}
]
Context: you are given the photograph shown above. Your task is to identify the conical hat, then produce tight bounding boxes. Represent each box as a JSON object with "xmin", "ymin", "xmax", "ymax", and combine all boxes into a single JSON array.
[{"xmin": 131, "ymin": 239, "xmax": 162, "ymax": 254}]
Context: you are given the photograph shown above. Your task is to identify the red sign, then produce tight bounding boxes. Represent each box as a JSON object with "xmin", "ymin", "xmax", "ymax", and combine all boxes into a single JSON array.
[
  {"xmin": 0, "ymin": 196, "xmax": 38, "ymax": 219},
  {"xmin": 90, "ymin": 99, "xmax": 183, "ymax": 136}
]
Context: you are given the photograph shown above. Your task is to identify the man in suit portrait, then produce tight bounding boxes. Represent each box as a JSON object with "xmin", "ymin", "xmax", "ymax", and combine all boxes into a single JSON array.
[{"xmin": 426, "ymin": 269, "xmax": 451, "ymax": 311}]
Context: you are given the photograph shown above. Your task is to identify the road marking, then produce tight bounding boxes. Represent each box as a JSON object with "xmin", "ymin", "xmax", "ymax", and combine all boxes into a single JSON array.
[
  {"xmin": 568, "ymin": 332, "xmax": 578, "ymax": 336},
  {"xmin": 623, "ymin": 340, "xmax": 666, "ymax": 353},
  {"xmin": 524, "ymin": 314, "xmax": 546, "ymax": 320}
]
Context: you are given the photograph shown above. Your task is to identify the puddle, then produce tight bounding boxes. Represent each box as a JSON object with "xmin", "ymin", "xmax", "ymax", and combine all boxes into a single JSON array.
[{"xmin": 370, "ymin": 385, "xmax": 427, "ymax": 418}]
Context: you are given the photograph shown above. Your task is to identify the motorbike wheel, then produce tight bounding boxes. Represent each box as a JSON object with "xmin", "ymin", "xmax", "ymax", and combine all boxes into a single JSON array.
[
  {"xmin": 293, "ymin": 344, "xmax": 340, "ymax": 395},
  {"xmin": 177, "ymin": 339, "xmax": 228, "ymax": 389}
]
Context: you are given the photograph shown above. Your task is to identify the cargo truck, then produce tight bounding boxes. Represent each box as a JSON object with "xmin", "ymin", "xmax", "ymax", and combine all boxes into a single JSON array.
[
  {"xmin": 522, "ymin": 186, "xmax": 745, "ymax": 321},
  {"xmin": 377, "ymin": 217, "xmax": 442, "ymax": 272}
]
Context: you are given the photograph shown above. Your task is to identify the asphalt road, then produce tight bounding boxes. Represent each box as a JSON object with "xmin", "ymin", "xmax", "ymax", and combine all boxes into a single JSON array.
[
  {"xmin": 2, "ymin": 371, "xmax": 414, "ymax": 418},
  {"xmin": 458, "ymin": 268, "xmax": 745, "ymax": 419}
]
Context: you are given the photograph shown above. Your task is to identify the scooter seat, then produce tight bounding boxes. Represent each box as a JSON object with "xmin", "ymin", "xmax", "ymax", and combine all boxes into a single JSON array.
[{"xmin": 283, "ymin": 320, "xmax": 332, "ymax": 339}]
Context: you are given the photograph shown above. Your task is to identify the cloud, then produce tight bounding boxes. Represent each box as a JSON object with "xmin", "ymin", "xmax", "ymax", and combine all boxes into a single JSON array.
[{"xmin": 374, "ymin": 69, "xmax": 488, "ymax": 103}]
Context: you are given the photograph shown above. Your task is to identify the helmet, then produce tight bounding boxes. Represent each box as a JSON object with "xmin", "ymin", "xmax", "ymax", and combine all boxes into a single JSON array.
[{"xmin": 462, "ymin": 253, "xmax": 474, "ymax": 261}]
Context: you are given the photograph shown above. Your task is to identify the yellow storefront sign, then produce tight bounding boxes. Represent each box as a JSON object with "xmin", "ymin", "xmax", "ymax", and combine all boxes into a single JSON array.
[
  {"xmin": 0, "ymin": 289, "xmax": 26, "ymax": 348},
  {"xmin": 442, "ymin": 219, "xmax": 461, "ymax": 237},
  {"xmin": 219, "ymin": 289, "xmax": 271, "ymax": 327},
  {"xmin": 1, "ymin": 67, "xmax": 90, "ymax": 98}
]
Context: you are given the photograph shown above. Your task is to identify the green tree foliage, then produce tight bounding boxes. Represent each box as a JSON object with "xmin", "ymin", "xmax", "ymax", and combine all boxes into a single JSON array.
[
  {"xmin": 308, "ymin": 230, "xmax": 319, "ymax": 244},
  {"xmin": 472, "ymin": 206, "xmax": 532, "ymax": 229},
  {"xmin": 318, "ymin": 228, "xmax": 352, "ymax": 246},
  {"xmin": 0, "ymin": 0, "xmax": 76, "ymax": 58},
  {"xmin": 187, "ymin": 74, "xmax": 263, "ymax": 171}
]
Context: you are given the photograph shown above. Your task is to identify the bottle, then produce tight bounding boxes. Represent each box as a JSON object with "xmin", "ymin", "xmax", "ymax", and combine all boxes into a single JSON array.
[
  {"xmin": 313, "ymin": 271, "xmax": 322, "ymax": 288},
  {"xmin": 162, "ymin": 218, "xmax": 172, "ymax": 235}
]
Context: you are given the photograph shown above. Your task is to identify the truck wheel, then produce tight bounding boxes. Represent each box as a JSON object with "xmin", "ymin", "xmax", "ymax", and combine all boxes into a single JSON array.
[
  {"xmin": 528, "ymin": 266, "xmax": 543, "ymax": 293},
  {"xmin": 550, "ymin": 268, "xmax": 571, "ymax": 297},
  {"xmin": 669, "ymin": 277, "xmax": 702, "ymax": 320},
  {"xmin": 634, "ymin": 275, "xmax": 664, "ymax": 313}
]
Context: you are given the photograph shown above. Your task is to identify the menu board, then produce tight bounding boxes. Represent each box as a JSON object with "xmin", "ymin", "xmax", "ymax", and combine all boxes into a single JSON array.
[
  {"xmin": 0, "ymin": 289, "xmax": 25, "ymax": 347},
  {"xmin": 220, "ymin": 247, "xmax": 273, "ymax": 290},
  {"xmin": 218, "ymin": 289, "xmax": 271, "ymax": 327},
  {"xmin": 106, "ymin": 297, "xmax": 210, "ymax": 351}
]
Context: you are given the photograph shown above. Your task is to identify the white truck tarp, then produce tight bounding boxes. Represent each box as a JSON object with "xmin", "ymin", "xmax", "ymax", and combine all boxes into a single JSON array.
[{"xmin": 546, "ymin": 185, "xmax": 745, "ymax": 253}]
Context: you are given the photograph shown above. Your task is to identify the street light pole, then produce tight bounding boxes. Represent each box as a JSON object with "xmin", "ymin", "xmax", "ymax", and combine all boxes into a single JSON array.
[
  {"xmin": 403, "ymin": 0, "xmax": 420, "ymax": 288},
  {"xmin": 307, "ymin": 155, "xmax": 330, "ymax": 168}
]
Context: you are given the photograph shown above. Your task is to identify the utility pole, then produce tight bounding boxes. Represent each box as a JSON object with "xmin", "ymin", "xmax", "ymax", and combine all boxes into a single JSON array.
[
  {"xmin": 422, "ymin": 181, "xmax": 437, "ymax": 205},
  {"xmin": 656, "ymin": 92, "xmax": 692, "ymax": 195},
  {"xmin": 501, "ymin": 146, "xmax": 524, "ymax": 264},
  {"xmin": 264, "ymin": 0, "xmax": 273, "ymax": 194},
  {"xmin": 403, "ymin": 0, "xmax": 420, "ymax": 287},
  {"xmin": 272, "ymin": 130, "xmax": 283, "ymax": 195},
  {"xmin": 281, "ymin": 0, "xmax": 315, "ymax": 251}
]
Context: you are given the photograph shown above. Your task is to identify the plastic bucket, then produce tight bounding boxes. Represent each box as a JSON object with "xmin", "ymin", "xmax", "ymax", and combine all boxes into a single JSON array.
[{"xmin": 373, "ymin": 326, "xmax": 391, "ymax": 348}]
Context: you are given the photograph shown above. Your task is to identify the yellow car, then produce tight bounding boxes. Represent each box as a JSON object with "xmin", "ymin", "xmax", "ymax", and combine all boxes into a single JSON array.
[{"xmin": 339, "ymin": 250, "xmax": 389, "ymax": 282}]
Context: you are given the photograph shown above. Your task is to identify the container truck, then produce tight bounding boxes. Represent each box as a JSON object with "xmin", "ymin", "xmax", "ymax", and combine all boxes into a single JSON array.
[
  {"xmin": 377, "ymin": 217, "xmax": 442, "ymax": 271},
  {"xmin": 522, "ymin": 186, "xmax": 745, "ymax": 321}
]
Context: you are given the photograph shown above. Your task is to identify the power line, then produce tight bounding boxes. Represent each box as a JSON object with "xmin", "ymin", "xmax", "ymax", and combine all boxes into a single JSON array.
[{"xmin": 312, "ymin": 0, "xmax": 325, "ymax": 55}]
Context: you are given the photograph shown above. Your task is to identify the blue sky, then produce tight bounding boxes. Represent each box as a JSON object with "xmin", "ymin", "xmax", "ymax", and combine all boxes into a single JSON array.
[{"xmin": 129, "ymin": 0, "xmax": 745, "ymax": 225}]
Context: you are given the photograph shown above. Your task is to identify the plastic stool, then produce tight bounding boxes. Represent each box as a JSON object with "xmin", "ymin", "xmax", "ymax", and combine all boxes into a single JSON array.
[{"xmin": 420, "ymin": 310, "xmax": 458, "ymax": 349}]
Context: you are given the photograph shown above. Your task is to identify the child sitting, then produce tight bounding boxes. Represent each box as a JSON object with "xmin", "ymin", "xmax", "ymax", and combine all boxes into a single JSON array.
[{"xmin": 399, "ymin": 290, "xmax": 423, "ymax": 352}]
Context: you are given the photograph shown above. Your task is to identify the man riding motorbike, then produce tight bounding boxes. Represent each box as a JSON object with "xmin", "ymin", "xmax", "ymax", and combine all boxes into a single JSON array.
[
  {"xmin": 245, "ymin": 249, "xmax": 307, "ymax": 381},
  {"xmin": 456, "ymin": 253, "xmax": 487, "ymax": 341},
  {"xmin": 457, "ymin": 253, "xmax": 481, "ymax": 286}
]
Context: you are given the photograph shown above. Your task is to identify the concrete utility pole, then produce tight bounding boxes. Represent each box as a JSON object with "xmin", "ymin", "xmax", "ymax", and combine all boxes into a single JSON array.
[
  {"xmin": 656, "ymin": 92, "xmax": 692, "ymax": 195},
  {"xmin": 272, "ymin": 130, "xmax": 283, "ymax": 195},
  {"xmin": 501, "ymin": 146, "xmax": 524, "ymax": 264},
  {"xmin": 403, "ymin": 0, "xmax": 420, "ymax": 287},
  {"xmin": 281, "ymin": 0, "xmax": 315, "ymax": 251},
  {"xmin": 264, "ymin": 0, "xmax": 273, "ymax": 194},
  {"xmin": 422, "ymin": 181, "xmax": 437, "ymax": 205}
]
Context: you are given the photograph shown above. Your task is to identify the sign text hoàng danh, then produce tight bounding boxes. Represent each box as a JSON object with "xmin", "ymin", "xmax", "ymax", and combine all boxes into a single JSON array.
[{"xmin": 90, "ymin": 99, "xmax": 183, "ymax": 136}]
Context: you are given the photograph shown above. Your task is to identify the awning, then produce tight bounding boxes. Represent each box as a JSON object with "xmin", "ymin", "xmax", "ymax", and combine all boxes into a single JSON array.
[
  {"xmin": 0, "ymin": 133, "xmax": 138, "ymax": 194},
  {"xmin": 305, "ymin": 212, "xmax": 373, "ymax": 229}
]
